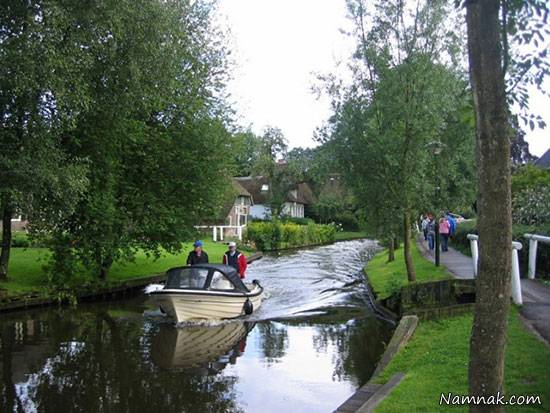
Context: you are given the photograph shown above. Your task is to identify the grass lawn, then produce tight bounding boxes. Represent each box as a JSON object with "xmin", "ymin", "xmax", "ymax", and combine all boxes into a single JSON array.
[
  {"xmin": 1, "ymin": 241, "xmax": 251, "ymax": 298},
  {"xmin": 364, "ymin": 241, "xmax": 451, "ymax": 300},
  {"xmin": 334, "ymin": 231, "xmax": 370, "ymax": 241},
  {"xmin": 373, "ymin": 308, "xmax": 550, "ymax": 412}
]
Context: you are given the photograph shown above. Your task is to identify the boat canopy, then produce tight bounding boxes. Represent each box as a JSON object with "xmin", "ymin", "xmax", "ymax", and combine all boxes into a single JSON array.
[{"xmin": 164, "ymin": 264, "xmax": 249, "ymax": 292}]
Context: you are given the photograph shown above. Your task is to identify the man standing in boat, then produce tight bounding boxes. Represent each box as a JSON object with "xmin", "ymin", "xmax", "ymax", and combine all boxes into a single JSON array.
[
  {"xmin": 223, "ymin": 241, "xmax": 247, "ymax": 279},
  {"xmin": 187, "ymin": 240, "xmax": 209, "ymax": 265}
]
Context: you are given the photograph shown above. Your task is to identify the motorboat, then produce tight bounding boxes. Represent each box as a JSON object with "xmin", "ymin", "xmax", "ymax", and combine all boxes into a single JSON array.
[{"xmin": 149, "ymin": 264, "xmax": 263, "ymax": 322}]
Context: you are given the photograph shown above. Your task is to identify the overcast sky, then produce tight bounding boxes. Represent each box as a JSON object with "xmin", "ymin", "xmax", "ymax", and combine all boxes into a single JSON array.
[{"xmin": 217, "ymin": 0, "xmax": 549, "ymax": 157}]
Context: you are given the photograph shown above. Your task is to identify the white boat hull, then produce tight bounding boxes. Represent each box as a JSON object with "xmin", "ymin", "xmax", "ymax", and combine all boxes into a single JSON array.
[
  {"xmin": 151, "ymin": 322, "xmax": 251, "ymax": 368},
  {"xmin": 152, "ymin": 284, "xmax": 263, "ymax": 323}
]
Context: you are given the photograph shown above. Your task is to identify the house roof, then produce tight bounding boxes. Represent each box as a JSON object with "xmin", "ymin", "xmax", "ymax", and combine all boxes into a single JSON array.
[
  {"xmin": 234, "ymin": 176, "xmax": 316, "ymax": 206},
  {"xmin": 201, "ymin": 178, "xmax": 253, "ymax": 225},
  {"xmin": 234, "ymin": 176, "xmax": 271, "ymax": 204},
  {"xmin": 535, "ymin": 148, "xmax": 550, "ymax": 169},
  {"xmin": 231, "ymin": 179, "xmax": 252, "ymax": 198}
]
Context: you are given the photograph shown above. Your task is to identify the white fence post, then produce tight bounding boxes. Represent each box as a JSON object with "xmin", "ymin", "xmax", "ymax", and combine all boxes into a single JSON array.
[
  {"xmin": 220, "ymin": 226, "xmax": 224, "ymax": 241},
  {"xmin": 528, "ymin": 237, "xmax": 538, "ymax": 279},
  {"xmin": 212, "ymin": 226, "xmax": 217, "ymax": 242},
  {"xmin": 467, "ymin": 234, "xmax": 479, "ymax": 277},
  {"xmin": 467, "ymin": 234, "xmax": 523, "ymax": 305},
  {"xmin": 524, "ymin": 233, "xmax": 550, "ymax": 279},
  {"xmin": 511, "ymin": 241, "xmax": 523, "ymax": 305},
  {"xmin": 237, "ymin": 226, "xmax": 242, "ymax": 241}
]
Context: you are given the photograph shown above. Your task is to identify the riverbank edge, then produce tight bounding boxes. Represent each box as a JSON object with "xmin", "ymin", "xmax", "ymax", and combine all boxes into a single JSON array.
[
  {"xmin": 337, "ymin": 242, "xmax": 475, "ymax": 412},
  {"xmin": 259, "ymin": 233, "xmax": 371, "ymax": 253},
  {"xmin": 334, "ymin": 258, "xmax": 421, "ymax": 412},
  {"xmin": 0, "ymin": 252, "xmax": 264, "ymax": 314},
  {"xmin": 352, "ymin": 249, "xmax": 550, "ymax": 413}
]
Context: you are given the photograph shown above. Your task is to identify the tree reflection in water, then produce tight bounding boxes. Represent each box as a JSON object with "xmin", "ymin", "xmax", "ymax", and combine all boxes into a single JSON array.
[{"xmin": 0, "ymin": 302, "xmax": 392, "ymax": 413}]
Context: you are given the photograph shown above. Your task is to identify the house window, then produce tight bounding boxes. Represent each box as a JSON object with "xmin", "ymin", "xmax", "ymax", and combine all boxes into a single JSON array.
[{"xmin": 261, "ymin": 184, "xmax": 269, "ymax": 192}]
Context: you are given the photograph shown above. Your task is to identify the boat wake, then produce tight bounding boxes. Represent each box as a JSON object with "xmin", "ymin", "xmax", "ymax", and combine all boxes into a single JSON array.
[
  {"xmin": 244, "ymin": 239, "xmax": 381, "ymax": 321},
  {"xmin": 143, "ymin": 239, "xmax": 382, "ymax": 324}
]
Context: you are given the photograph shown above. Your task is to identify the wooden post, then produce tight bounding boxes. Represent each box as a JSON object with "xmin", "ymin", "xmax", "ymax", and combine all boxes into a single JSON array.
[
  {"xmin": 212, "ymin": 226, "xmax": 217, "ymax": 242},
  {"xmin": 220, "ymin": 226, "xmax": 224, "ymax": 241}
]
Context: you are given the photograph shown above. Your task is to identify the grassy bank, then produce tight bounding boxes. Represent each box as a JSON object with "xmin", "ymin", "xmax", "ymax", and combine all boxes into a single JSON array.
[
  {"xmin": 334, "ymin": 231, "xmax": 370, "ymax": 241},
  {"xmin": 373, "ymin": 308, "xmax": 550, "ymax": 412},
  {"xmin": 364, "ymin": 237, "xmax": 550, "ymax": 412},
  {"xmin": 365, "ymin": 241, "xmax": 451, "ymax": 300},
  {"xmin": 1, "ymin": 241, "xmax": 252, "ymax": 299}
]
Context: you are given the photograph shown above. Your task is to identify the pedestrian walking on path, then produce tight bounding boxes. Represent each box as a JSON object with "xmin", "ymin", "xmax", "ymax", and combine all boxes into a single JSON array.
[
  {"xmin": 427, "ymin": 214, "xmax": 436, "ymax": 250},
  {"xmin": 421, "ymin": 215, "xmax": 429, "ymax": 241},
  {"xmin": 439, "ymin": 215, "xmax": 450, "ymax": 252}
]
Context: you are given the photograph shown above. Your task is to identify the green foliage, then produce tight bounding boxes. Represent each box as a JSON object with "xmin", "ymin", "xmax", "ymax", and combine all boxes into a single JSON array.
[
  {"xmin": 512, "ymin": 164, "xmax": 550, "ymax": 193},
  {"xmin": 245, "ymin": 221, "xmax": 336, "ymax": 251},
  {"xmin": 281, "ymin": 217, "xmax": 315, "ymax": 226},
  {"xmin": 11, "ymin": 232, "xmax": 30, "ymax": 248},
  {"xmin": 513, "ymin": 186, "xmax": 550, "ymax": 225},
  {"xmin": 320, "ymin": 0, "xmax": 476, "ymax": 246},
  {"xmin": 6, "ymin": 0, "xmax": 234, "ymax": 282},
  {"xmin": 312, "ymin": 193, "xmax": 361, "ymax": 230}
]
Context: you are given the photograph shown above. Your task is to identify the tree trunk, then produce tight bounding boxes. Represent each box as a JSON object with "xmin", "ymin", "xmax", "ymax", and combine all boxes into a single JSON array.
[
  {"xmin": 99, "ymin": 256, "xmax": 113, "ymax": 281},
  {"xmin": 403, "ymin": 211, "xmax": 416, "ymax": 282},
  {"xmin": 387, "ymin": 237, "xmax": 395, "ymax": 262},
  {"xmin": 0, "ymin": 196, "xmax": 13, "ymax": 281},
  {"xmin": 466, "ymin": 2, "xmax": 512, "ymax": 412}
]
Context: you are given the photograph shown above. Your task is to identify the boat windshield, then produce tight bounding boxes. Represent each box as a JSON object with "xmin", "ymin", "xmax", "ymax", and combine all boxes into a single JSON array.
[
  {"xmin": 165, "ymin": 267, "xmax": 210, "ymax": 289},
  {"xmin": 210, "ymin": 270, "xmax": 235, "ymax": 290}
]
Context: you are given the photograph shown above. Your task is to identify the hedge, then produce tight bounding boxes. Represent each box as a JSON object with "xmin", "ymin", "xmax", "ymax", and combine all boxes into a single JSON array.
[
  {"xmin": 244, "ymin": 221, "xmax": 336, "ymax": 251},
  {"xmin": 451, "ymin": 219, "xmax": 550, "ymax": 279}
]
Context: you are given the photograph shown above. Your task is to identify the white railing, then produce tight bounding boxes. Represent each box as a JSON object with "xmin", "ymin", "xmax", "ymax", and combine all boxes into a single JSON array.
[
  {"xmin": 194, "ymin": 225, "xmax": 245, "ymax": 241},
  {"xmin": 524, "ymin": 233, "xmax": 550, "ymax": 279},
  {"xmin": 467, "ymin": 234, "xmax": 523, "ymax": 305}
]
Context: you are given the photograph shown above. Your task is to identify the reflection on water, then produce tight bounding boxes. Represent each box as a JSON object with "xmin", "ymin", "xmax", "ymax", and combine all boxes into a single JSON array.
[{"xmin": 0, "ymin": 239, "xmax": 393, "ymax": 412}]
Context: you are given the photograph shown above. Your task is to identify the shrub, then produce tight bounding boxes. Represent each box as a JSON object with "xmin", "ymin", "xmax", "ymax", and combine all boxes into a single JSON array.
[
  {"xmin": 512, "ymin": 164, "xmax": 550, "ymax": 194},
  {"xmin": 512, "ymin": 186, "xmax": 550, "ymax": 226},
  {"xmin": 11, "ymin": 232, "xmax": 31, "ymax": 248},
  {"xmin": 281, "ymin": 217, "xmax": 315, "ymax": 226},
  {"xmin": 245, "ymin": 221, "xmax": 336, "ymax": 251}
]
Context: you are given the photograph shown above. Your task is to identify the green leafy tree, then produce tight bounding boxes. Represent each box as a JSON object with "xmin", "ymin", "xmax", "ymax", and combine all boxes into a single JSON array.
[
  {"xmin": 252, "ymin": 127, "xmax": 303, "ymax": 217},
  {"xmin": 0, "ymin": 1, "xmax": 91, "ymax": 281},
  {"xmin": 31, "ymin": 0, "xmax": 234, "ymax": 283},
  {"xmin": 321, "ymin": 0, "xmax": 475, "ymax": 278}
]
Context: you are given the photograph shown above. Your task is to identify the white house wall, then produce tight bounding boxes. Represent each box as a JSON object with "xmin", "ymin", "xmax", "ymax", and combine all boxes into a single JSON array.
[{"xmin": 250, "ymin": 204, "xmax": 272, "ymax": 219}]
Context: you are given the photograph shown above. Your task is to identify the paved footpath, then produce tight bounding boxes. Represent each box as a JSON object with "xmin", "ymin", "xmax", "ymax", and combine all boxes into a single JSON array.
[{"xmin": 416, "ymin": 236, "xmax": 550, "ymax": 344}]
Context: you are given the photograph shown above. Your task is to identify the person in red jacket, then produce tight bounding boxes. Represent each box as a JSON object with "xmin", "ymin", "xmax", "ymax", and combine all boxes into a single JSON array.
[{"xmin": 222, "ymin": 241, "xmax": 247, "ymax": 279}]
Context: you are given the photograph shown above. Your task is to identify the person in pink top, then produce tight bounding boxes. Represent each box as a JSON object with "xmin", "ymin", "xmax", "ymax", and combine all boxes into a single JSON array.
[{"xmin": 439, "ymin": 215, "xmax": 450, "ymax": 252}]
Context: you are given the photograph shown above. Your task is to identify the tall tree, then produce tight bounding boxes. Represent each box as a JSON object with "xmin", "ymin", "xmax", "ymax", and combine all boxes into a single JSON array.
[
  {"xmin": 0, "ymin": 1, "xmax": 89, "ymax": 280},
  {"xmin": 465, "ymin": 0, "xmax": 548, "ymax": 409},
  {"xmin": 9, "ymin": 0, "xmax": 235, "ymax": 284},
  {"xmin": 321, "ymin": 0, "xmax": 475, "ymax": 280}
]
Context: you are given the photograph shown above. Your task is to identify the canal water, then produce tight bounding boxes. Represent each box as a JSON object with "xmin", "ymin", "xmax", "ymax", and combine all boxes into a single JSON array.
[{"xmin": 0, "ymin": 239, "xmax": 394, "ymax": 413}]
